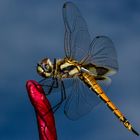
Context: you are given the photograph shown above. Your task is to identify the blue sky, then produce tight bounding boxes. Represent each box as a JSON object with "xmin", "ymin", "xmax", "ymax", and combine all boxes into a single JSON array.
[{"xmin": 0, "ymin": 0, "xmax": 140, "ymax": 140}]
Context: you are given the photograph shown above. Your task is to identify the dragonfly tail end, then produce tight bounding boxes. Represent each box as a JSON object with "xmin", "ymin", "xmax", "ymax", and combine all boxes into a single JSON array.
[{"xmin": 131, "ymin": 127, "xmax": 139, "ymax": 136}]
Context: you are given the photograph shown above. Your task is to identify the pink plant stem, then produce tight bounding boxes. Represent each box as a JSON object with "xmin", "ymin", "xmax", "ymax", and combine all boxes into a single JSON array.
[{"xmin": 26, "ymin": 80, "xmax": 57, "ymax": 140}]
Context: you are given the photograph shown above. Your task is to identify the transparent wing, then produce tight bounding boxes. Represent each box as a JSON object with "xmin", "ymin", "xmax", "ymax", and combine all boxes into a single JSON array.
[
  {"xmin": 64, "ymin": 77, "xmax": 100, "ymax": 120},
  {"xmin": 63, "ymin": 2, "xmax": 118, "ymax": 74},
  {"xmin": 39, "ymin": 78, "xmax": 74, "ymax": 107},
  {"xmin": 39, "ymin": 78, "xmax": 73, "ymax": 94},
  {"xmin": 63, "ymin": 2, "xmax": 91, "ymax": 61},
  {"xmin": 86, "ymin": 36, "xmax": 119, "ymax": 73},
  {"xmin": 81, "ymin": 35, "xmax": 118, "ymax": 88},
  {"xmin": 62, "ymin": 3, "xmax": 118, "ymax": 120}
]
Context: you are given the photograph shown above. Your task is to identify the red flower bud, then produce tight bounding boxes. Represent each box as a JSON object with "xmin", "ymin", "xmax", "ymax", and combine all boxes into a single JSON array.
[{"xmin": 26, "ymin": 80, "xmax": 57, "ymax": 140}]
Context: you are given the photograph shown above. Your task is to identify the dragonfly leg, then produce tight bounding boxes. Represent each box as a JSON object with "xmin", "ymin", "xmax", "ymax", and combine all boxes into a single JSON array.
[
  {"xmin": 38, "ymin": 78, "xmax": 47, "ymax": 84},
  {"xmin": 39, "ymin": 78, "xmax": 58, "ymax": 95},
  {"xmin": 47, "ymin": 78, "xmax": 58, "ymax": 95},
  {"xmin": 52, "ymin": 81, "xmax": 66, "ymax": 113}
]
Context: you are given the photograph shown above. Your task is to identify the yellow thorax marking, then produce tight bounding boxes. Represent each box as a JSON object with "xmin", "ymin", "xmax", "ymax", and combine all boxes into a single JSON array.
[
  {"xmin": 60, "ymin": 62, "xmax": 73, "ymax": 70},
  {"xmin": 69, "ymin": 68, "xmax": 79, "ymax": 75},
  {"xmin": 60, "ymin": 59, "xmax": 81, "ymax": 71}
]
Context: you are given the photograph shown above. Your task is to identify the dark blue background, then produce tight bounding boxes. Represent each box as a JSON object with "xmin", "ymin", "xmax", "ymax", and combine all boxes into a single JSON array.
[{"xmin": 0, "ymin": 0, "xmax": 140, "ymax": 139}]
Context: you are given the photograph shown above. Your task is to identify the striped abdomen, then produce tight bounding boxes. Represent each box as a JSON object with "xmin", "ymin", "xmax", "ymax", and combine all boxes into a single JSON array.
[{"xmin": 79, "ymin": 72, "xmax": 139, "ymax": 136}]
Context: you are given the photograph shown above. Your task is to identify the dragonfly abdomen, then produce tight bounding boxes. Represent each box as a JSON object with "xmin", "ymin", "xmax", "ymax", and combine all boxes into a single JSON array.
[{"xmin": 79, "ymin": 72, "xmax": 139, "ymax": 136}]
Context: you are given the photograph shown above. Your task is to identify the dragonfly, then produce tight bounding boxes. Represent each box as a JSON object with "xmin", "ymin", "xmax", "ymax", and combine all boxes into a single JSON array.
[{"xmin": 36, "ymin": 2, "xmax": 139, "ymax": 136}]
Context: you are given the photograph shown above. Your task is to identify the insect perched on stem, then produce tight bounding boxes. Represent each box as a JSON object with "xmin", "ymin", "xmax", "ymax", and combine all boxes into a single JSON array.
[{"xmin": 37, "ymin": 2, "xmax": 139, "ymax": 136}]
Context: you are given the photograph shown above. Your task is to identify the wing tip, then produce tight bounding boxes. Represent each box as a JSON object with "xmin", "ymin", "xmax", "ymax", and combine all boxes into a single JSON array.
[
  {"xmin": 63, "ymin": 2, "xmax": 75, "ymax": 8},
  {"xmin": 63, "ymin": 3, "xmax": 66, "ymax": 8}
]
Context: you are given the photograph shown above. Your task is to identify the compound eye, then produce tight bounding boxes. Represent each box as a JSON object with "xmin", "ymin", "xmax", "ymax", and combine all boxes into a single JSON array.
[
  {"xmin": 45, "ymin": 64, "xmax": 49, "ymax": 71},
  {"xmin": 44, "ymin": 64, "xmax": 52, "ymax": 73},
  {"xmin": 37, "ymin": 65, "xmax": 44, "ymax": 74}
]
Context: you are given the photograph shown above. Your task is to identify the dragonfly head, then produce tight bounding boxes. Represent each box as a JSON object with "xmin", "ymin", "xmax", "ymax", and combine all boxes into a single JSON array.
[{"xmin": 37, "ymin": 58, "xmax": 53, "ymax": 78}]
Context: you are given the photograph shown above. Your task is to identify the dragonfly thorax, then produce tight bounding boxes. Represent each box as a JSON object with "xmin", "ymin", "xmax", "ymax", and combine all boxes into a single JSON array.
[
  {"xmin": 57, "ymin": 58, "xmax": 81, "ymax": 78},
  {"xmin": 37, "ymin": 58, "xmax": 81, "ymax": 79}
]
